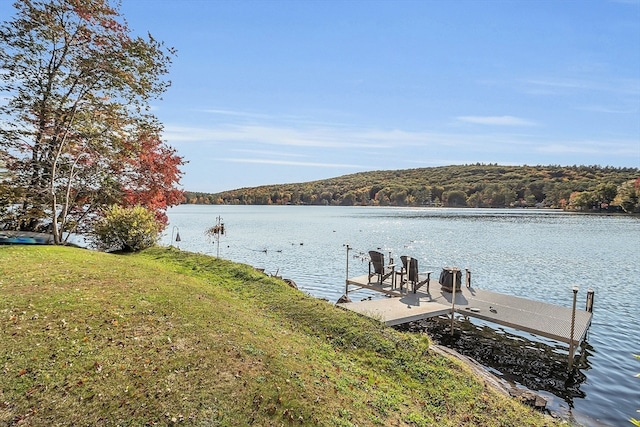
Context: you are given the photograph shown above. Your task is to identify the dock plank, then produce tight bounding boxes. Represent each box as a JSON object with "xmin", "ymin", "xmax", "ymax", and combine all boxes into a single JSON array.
[
  {"xmin": 433, "ymin": 286, "xmax": 592, "ymax": 345},
  {"xmin": 338, "ymin": 294, "xmax": 451, "ymax": 326}
]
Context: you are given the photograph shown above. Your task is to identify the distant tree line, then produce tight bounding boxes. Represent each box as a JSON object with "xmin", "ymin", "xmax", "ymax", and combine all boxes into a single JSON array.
[{"xmin": 183, "ymin": 165, "xmax": 640, "ymax": 213}]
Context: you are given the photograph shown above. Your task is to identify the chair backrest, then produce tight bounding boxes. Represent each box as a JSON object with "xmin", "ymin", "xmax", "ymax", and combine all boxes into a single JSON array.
[
  {"xmin": 369, "ymin": 251, "xmax": 385, "ymax": 274},
  {"xmin": 400, "ymin": 256, "xmax": 418, "ymax": 282}
]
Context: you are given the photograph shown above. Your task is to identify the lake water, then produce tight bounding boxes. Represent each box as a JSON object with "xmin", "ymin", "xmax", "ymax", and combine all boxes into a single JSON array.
[{"xmin": 161, "ymin": 205, "xmax": 640, "ymax": 427}]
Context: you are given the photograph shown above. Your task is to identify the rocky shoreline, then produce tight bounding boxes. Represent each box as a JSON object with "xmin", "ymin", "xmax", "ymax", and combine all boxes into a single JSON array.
[
  {"xmin": 429, "ymin": 345, "xmax": 548, "ymax": 408},
  {"xmin": 397, "ymin": 316, "xmax": 590, "ymax": 425}
]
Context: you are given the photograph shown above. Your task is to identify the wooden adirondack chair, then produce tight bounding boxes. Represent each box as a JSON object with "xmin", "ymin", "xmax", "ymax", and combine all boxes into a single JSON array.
[
  {"xmin": 368, "ymin": 250, "xmax": 395, "ymax": 286},
  {"xmin": 399, "ymin": 256, "xmax": 433, "ymax": 293}
]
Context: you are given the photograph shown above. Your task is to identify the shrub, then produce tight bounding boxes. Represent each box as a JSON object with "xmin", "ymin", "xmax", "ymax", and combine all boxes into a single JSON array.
[{"xmin": 92, "ymin": 205, "xmax": 161, "ymax": 252}]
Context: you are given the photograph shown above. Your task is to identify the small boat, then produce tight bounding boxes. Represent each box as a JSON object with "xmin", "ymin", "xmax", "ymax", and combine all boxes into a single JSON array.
[{"xmin": 0, "ymin": 231, "xmax": 53, "ymax": 245}]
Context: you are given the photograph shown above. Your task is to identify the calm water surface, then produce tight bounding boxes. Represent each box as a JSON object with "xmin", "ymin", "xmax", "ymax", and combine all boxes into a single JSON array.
[{"xmin": 162, "ymin": 205, "xmax": 640, "ymax": 427}]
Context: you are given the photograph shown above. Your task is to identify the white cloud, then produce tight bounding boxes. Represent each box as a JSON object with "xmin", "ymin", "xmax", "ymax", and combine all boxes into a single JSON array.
[
  {"xmin": 164, "ymin": 120, "xmax": 638, "ymax": 171},
  {"xmin": 222, "ymin": 158, "xmax": 364, "ymax": 168},
  {"xmin": 457, "ymin": 116, "xmax": 537, "ymax": 126},
  {"xmin": 229, "ymin": 148, "xmax": 308, "ymax": 158},
  {"xmin": 522, "ymin": 77, "xmax": 640, "ymax": 96},
  {"xmin": 576, "ymin": 104, "xmax": 639, "ymax": 114},
  {"xmin": 524, "ymin": 78, "xmax": 591, "ymax": 91},
  {"xmin": 536, "ymin": 139, "xmax": 639, "ymax": 156},
  {"xmin": 198, "ymin": 108, "xmax": 272, "ymax": 119},
  {"xmin": 164, "ymin": 123, "xmax": 423, "ymax": 149}
]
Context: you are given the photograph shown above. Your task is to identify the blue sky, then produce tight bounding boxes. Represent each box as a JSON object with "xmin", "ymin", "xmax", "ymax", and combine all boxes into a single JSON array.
[{"xmin": 5, "ymin": 0, "xmax": 640, "ymax": 192}]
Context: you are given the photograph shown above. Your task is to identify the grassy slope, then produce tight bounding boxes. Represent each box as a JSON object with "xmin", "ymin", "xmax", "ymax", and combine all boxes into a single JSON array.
[{"xmin": 0, "ymin": 246, "xmax": 561, "ymax": 426}]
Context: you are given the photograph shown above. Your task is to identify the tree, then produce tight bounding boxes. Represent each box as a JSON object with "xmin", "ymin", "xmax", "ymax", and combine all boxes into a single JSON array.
[
  {"xmin": 569, "ymin": 191, "xmax": 594, "ymax": 210},
  {"xmin": 613, "ymin": 179, "xmax": 640, "ymax": 213},
  {"xmin": 466, "ymin": 191, "xmax": 482, "ymax": 208},
  {"xmin": 340, "ymin": 191, "xmax": 356, "ymax": 206},
  {"xmin": 593, "ymin": 182, "xmax": 618, "ymax": 210},
  {"xmin": 119, "ymin": 128, "xmax": 185, "ymax": 226},
  {"xmin": 443, "ymin": 190, "xmax": 467, "ymax": 207},
  {"xmin": 0, "ymin": 0, "xmax": 181, "ymax": 244}
]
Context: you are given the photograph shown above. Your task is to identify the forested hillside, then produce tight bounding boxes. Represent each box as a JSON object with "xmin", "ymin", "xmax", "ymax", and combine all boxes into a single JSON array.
[{"xmin": 184, "ymin": 164, "xmax": 640, "ymax": 212}]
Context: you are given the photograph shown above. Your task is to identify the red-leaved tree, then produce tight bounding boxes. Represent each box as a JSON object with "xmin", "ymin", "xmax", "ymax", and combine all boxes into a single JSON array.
[{"xmin": 121, "ymin": 128, "xmax": 185, "ymax": 227}]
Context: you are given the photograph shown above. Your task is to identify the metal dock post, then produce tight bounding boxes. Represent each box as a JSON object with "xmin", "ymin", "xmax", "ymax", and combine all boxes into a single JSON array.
[
  {"xmin": 568, "ymin": 286, "xmax": 578, "ymax": 370},
  {"xmin": 344, "ymin": 244, "xmax": 351, "ymax": 296}
]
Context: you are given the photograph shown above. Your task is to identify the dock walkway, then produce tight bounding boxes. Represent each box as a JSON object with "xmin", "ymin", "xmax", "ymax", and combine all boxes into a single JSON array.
[{"xmin": 339, "ymin": 274, "xmax": 592, "ymax": 349}]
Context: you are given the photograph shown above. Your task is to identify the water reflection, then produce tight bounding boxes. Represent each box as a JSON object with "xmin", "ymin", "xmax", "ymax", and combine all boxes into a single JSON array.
[{"xmin": 397, "ymin": 316, "xmax": 593, "ymax": 406}]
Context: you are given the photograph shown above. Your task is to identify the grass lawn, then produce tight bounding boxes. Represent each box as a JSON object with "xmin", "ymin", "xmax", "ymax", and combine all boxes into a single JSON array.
[{"xmin": 0, "ymin": 245, "xmax": 564, "ymax": 426}]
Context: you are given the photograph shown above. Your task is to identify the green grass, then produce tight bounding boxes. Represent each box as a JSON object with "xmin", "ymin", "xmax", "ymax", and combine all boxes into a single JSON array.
[{"xmin": 0, "ymin": 245, "xmax": 563, "ymax": 426}]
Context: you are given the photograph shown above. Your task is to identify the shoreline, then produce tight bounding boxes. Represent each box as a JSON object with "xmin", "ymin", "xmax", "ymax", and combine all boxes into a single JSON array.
[{"xmin": 429, "ymin": 344, "xmax": 585, "ymax": 426}]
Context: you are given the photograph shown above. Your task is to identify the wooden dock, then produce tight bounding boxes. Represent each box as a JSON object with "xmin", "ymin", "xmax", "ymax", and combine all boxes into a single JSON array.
[{"xmin": 339, "ymin": 274, "xmax": 593, "ymax": 349}]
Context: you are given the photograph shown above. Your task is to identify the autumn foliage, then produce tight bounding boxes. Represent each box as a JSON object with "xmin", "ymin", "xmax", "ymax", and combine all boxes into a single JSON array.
[
  {"xmin": 121, "ymin": 132, "xmax": 185, "ymax": 226},
  {"xmin": 0, "ymin": 0, "xmax": 182, "ymax": 244}
]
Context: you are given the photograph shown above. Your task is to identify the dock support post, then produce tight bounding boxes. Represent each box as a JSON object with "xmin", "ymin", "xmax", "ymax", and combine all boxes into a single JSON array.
[
  {"xmin": 568, "ymin": 286, "xmax": 578, "ymax": 370},
  {"xmin": 450, "ymin": 277, "xmax": 457, "ymax": 336},
  {"xmin": 171, "ymin": 226, "xmax": 181, "ymax": 249},
  {"xmin": 344, "ymin": 244, "xmax": 351, "ymax": 296},
  {"xmin": 586, "ymin": 289, "xmax": 594, "ymax": 313}
]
